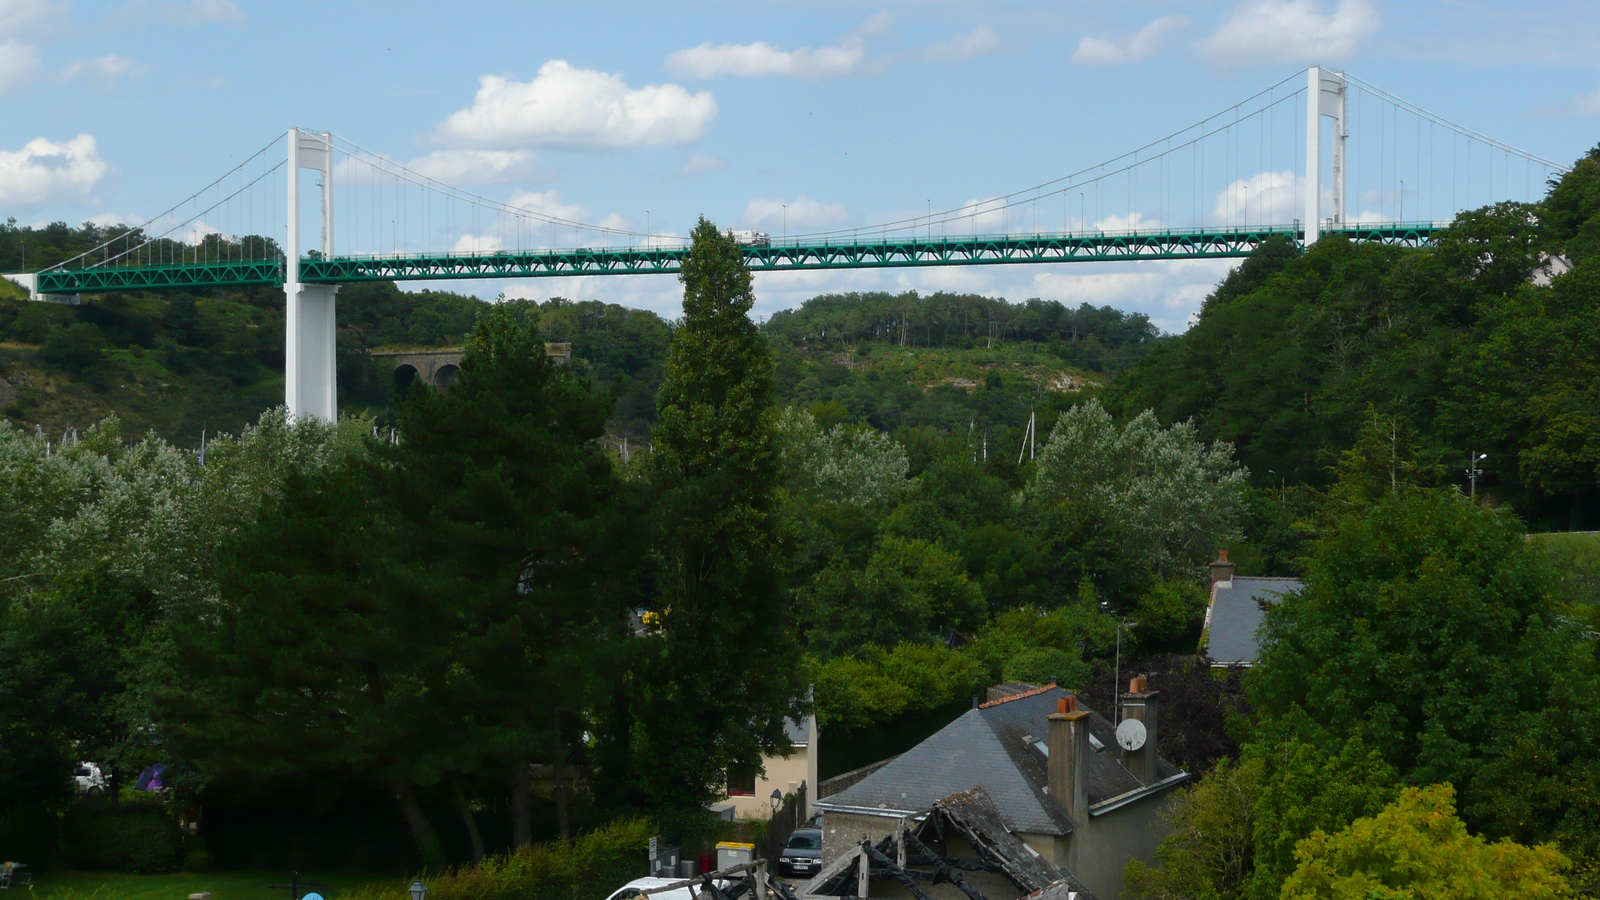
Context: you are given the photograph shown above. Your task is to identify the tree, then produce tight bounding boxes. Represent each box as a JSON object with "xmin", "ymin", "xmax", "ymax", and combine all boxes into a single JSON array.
[
  {"xmin": 1280, "ymin": 784, "xmax": 1574, "ymax": 900},
  {"xmin": 1023, "ymin": 399, "xmax": 1247, "ymax": 582},
  {"xmin": 629, "ymin": 217, "xmax": 808, "ymax": 822},
  {"xmin": 1125, "ymin": 757, "xmax": 1263, "ymax": 900},
  {"xmin": 800, "ymin": 536, "xmax": 984, "ymax": 658},
  {"xmin": 384, "ymin": 302, "xmax": 634, "ymax": 848},
  {"xmin": 39, "ymin": 322, "xmax": 106, "ymax": 373},
  {"xmin": 161, "ymin": 452, "xmax": 459, "ymax": 867},
  {"xmin": 1245, "ymin": 734, "xmax": 1400, "ymax": 900}
]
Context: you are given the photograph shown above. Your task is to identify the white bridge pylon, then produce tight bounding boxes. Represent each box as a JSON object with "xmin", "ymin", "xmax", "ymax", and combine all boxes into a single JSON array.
[
  {"xmin": 1306, "ymin": 66, "xmax": 1348, "ymax": 245},
  {"xmin": 285, "ymin": 128, "xmax": 338, "ymax": 422}
]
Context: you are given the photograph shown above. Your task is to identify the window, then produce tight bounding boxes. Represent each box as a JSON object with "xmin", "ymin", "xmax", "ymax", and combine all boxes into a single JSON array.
[{"xmin": 727, "ymin": 767, "xmax": 756, "ymax": 796}]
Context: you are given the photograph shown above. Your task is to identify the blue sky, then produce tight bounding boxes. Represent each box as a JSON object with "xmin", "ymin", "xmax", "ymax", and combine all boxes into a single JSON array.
[{"xmin": 4, "ymin": 0, "xmax": 1599, "ymax": 329}]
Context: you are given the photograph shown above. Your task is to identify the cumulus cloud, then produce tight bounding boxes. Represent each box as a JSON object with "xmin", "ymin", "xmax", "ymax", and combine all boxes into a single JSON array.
[
  {"xmin": 406, "ymin": 149, "xmax": 538, "ymax": 185},
  {"xmin": 1073, "ymin": 16, "xmax": 1188, "ymax": 65},
  {"xmin": 507, "ymin": 189, "xmax": 592, "ymax": 223},
  {"xmin": 1196, "ymin": 0, "xmax": 1377, "ymax": 66},
  {"xmin": 1213, "ymin": 169, "xmax": 1304, "ymax": 225},
  {"xmin": 454, "ymin": 233, "xmax": 502, "ymax": 253},
  {"xmin": 675, "ymin": 154, "xmax": 726, "ymax": 178},
  {"xmin": 1094, "ymin": 211, "xmax": 1161, "ymax": 232},
  {"xmin": 0, "ymin": 0, "xmax": 60, "ymax": 36},
  {"xmin": 742, "ymin": 196, "xmax": 850, "ymax": 231},
  {"xmin": 435, "ymin": 62, "xmax": 716, "ymax": 151},
  {"xmin": 667, "ymin": 37, "xmax": 866, "ymax": 79},
  {"xmin": 62, "ymin": 54, "xmax": 147, "ymax": 80},
  {"xmin": 667, "ymin": 17, "xmax": 1004, "ymax": 80},
  {"xmin": 0, "ymin": 134, "xmax": 109, "ymax": 207},
  {"xmin": 0, "ymin": 39, "xmax": 39, "ymax": 92}
]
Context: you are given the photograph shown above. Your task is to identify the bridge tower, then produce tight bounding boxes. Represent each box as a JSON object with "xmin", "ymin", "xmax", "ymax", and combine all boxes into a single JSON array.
[
  {"xmin": 284, "ymin": 128, "xmax": 338, "ymax": 421},
  {"xmin": 1305, "ymin": 67, "xmax": 1348, "ymax": 245}
]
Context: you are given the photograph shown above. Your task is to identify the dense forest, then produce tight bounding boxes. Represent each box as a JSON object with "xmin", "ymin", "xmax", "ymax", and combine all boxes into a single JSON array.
[{"xmin": 5, "ymin": 149, "xmax": 1600, "ymax": 895}]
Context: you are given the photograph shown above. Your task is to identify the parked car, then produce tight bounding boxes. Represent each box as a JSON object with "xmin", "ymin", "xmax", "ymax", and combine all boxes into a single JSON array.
[
  {"xmin": 73, "ymin": 762, "xmax": 109, "ymax": 797},
  {"xmin": 777, "ymin": 827, "xmax": 822, "ymax": 878},
  {"xmin": 607, "ymin": 877, "xmax": 714, "ymax": 900}
]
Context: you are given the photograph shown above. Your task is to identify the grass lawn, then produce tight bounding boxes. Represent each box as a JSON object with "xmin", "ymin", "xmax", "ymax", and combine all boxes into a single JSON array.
[{"xmin": 27, "ymin": 870, "xmax": 397, "ymax": 900}]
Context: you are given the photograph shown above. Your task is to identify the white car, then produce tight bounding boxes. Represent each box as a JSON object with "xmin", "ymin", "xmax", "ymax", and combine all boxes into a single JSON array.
[
  {"xmin": 604, "ymin": 878, "xmax": 699, "ymax": 900},
  {"xmin": 73, "ymin": 762, "xmax": 109, "ymax": 797}
]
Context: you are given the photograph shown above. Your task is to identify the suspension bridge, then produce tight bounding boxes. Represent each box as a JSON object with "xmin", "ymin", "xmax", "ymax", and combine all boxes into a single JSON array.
[{"xmin": 4, "ymin": 67, "xmax": 1570, "ymax": 420}]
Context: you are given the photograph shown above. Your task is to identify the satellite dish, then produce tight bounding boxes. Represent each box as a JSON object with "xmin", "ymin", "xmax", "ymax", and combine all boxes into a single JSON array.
[{"xmin": 1116, "ymin": 719, "xmax": 1147, "ymax": 752}]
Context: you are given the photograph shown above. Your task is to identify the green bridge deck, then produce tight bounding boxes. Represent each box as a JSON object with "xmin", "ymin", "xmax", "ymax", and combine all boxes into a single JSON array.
[{"xmin": 30, "ymin": 224, "xmax": 1441, "ymax": 295}]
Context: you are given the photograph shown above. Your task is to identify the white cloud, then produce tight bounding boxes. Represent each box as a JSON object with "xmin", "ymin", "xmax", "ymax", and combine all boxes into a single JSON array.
[
  {"xmin": 917, "ymin": 26, "xmax": 1004, "ymax": 62},
  {"xmin": 0, "ymin": 0, "xmax": 60, "ymax": 37},
  {"xmin": 454, "ymin": 233, "xmax": 502, "ymax": 253},
  {"xmin": 180, "ymin": 220, "xmax": 220, "ymax": 245},
  {"xmin": 742, "ymin": 196, "xmax": 849, "ymax": 231},
  {"xmin": 62, "ymin": 54, "xmax": 147, "ymax": 80},
  {"xmin": 434, "ymin": 61, "xmax": 717, "ymax": 151},
  {"xmin": 406, "ymin": 149, "xmax": 538, "ymax": 185},
  {"xmin": 111, "ymin": 0, "xmax": 242, "ymax": 26},
  {"xmin": 666, "ymin": 38, "xmax": 866, "ymax": 79},
  {"xmin": 1094, "ymin": 211, "xmax": 1161, "ymax": 232},
  {"xmin": 1213, "ymin": 169, "xmax": 1304, "ymax": 225},
  {"xmin": 1196, "ymin": 0, "xmax": 1378, "ymax": 66},
  {"xmin": 1564, "ymin": 85, "xmax": 1600, "ymax": 116},
  {"xmin": 0, "ymin": 39, "xmax": 39, "ymax": 92},
  {"xmin": 507, "ymin": 189, "xmax": 591, "ymax": 223},
  {"xmin": 0, "ymin": 134, "xmax": 108, "ymax": 207},
  {"xmin": 1073, "ymin": 16, "xmax": 1188, "ymax": 65},
  {"xmin": 675, "ymin": 154, "xmax": 726, "ymax": 178}
]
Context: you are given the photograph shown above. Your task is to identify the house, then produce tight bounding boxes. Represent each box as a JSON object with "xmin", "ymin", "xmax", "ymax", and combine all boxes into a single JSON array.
[
  {"xmin": 714, "ymin": 713, "xmax": 819, "ymax": 822},
  {"xmin": 800, "ymin": 787, "xmax": 1100, "ymax": 900},
  {"xmin": 1199, "ymin": 551, "xmax": 1303, "ymax": 667},
  {"xmin": 812, "ymin": 683, "xmax": 1187, "ymax": 900}
]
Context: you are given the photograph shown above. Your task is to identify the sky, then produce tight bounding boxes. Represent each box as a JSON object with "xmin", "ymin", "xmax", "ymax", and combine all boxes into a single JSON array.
[{"xmin": 3, "ymin": 0, "xmax": 1600, "ymax": 330}]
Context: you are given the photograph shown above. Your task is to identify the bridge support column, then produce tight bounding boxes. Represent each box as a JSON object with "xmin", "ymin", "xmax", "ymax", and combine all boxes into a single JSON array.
[
  {"xmin": 284, "ymin": 127, "xmax": 338, "ymax": 420},
  {"xmin": 1305, "ymin": 67, "xmax": 1348, "ymax": 246},
  {"xmin": 286, "ymin": 283, "xmax": 338, "ymax": 422}
]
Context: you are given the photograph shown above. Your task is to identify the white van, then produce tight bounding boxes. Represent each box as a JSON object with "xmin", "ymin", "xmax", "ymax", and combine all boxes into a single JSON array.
[{"xmin": 74, "ymin": 761, "xmax": 109, "ymax": 797}]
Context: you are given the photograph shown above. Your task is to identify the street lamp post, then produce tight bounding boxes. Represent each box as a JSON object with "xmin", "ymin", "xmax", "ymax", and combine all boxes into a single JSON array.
[
  {"xmin": 1467, "ymin": 452, "xmax": 1487, "ymax": 502},
  {"xmin": 409, "ymin": 882, "xmax": 427, "ymax": 900}
]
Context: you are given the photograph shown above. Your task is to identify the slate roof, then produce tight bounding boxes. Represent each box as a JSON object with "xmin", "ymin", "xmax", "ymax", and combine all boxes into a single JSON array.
[
  {"xmin": 785, "ymin": 715, "xmax": 813, "ymax": 746},
  {"xmin": 1202, "ymin": 577, "xmax": 1303, "ymax": 666},
  {"xmin": 815, "ymin": 686, "xmax": 1184, "ymax": 835}
]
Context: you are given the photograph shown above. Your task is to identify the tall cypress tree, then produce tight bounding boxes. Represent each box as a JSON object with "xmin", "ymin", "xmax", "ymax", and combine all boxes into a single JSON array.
[{"xmin": 633, "ymin": 217, "xmax": 807, "ymax": 820}]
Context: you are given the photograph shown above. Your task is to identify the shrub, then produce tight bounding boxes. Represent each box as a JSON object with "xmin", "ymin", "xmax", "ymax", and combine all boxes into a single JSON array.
[
  {"xmin": 61, "ymin": 798, "xmax": 183, "ymax": 873},
  {"xmin": 342, "ymin": 817, "xmax": 653, "ymax": 900},
  {"xmin": 0, "ymin": 803, "xmax": 61, "ymax": 871},
  {"xmin": 1004, "ymin": 646, "xmax": 1088, "ymax": 690},
  {"xmin": 39, "ymin": 323, "xmax": 107, "ymax": 373}
]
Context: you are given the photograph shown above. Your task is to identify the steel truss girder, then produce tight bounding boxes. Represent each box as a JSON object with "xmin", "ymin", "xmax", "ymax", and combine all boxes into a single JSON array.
[{"xmin": 30, "ymin": 226, "xmax": 1440, "ymax": 294}]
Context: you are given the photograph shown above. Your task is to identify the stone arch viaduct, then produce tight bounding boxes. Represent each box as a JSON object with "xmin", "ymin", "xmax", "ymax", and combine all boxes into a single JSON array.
[{"xmin": 370, "ymin": 344, "xmax": 572, "ymax": 393}]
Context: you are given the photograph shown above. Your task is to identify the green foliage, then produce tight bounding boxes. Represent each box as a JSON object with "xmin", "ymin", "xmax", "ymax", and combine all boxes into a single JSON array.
[
  {"xmin": 1280, "ymin": 784, "xmax": 1574, "ymax": 900},
  {"xmin": 1130, "ymin": 578, "xmax": 1208, "ymax": 648},
  {"xmin": 340, "ymin": 817, "xmax": 652, "ymax": 900},
  {"xmin": 776, "ymin": 407, "xmax": 913, "ymax": 509},
  {"xmin": 0, "ymin": 802, "xmax": 61, "ymax": 871},
  {"xmin": 630, "ymin": 218, "xmax": 807, "ymax": 819},
  {"xmin": 1245, "ymin": 735, "xmax": 1400, "ymax": 900},
  {"xmin": 962, "ymin": 595, "xmax": 1115, "ymax": 684},
  {"xmin": 801, "ymin": 536, "xmax": 984, "ymax": 657},
  {"xmin": 763, "ymin": 291, "xmax": 1160, "ymax": 374},
  {"xmin": 811, "ymin": 642, "xmax": 981, "ymax": 732},
  {"xmin": 1002, "ymin": 647, "xmax": 1086, "ymax": 690},
  {"xmin": 1025, "ymin": 400, "xmax": 1247, "ymax": 580},
  {"xmin": 40, "ymin": 323, "xmax": 107, "ymax": 373},
  {"xmin": 1124, "ymin": 757, "xmax": 1262, "ymax": 900},
  {"xmin": 1249, "ymin": 490, "xmax": 1574, "ymax": 791},
  {"xmin": 60, "ymin": 799, "xmax": 182, "ymax": 874}
]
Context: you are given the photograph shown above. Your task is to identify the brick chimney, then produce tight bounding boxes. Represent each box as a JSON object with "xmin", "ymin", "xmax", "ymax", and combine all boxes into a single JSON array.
[
  {"xmin": 1209, "ymin": 550, "xmax": 1236, "ymax": 589},
  {"xmin": 1120, "ymin": 677, "xmax": 1160, "ymax": 785},
  {"xmin": 1047, "ymin": 696, "xmax": 1090, "ymax": 822}
]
